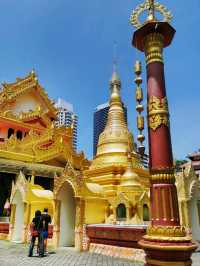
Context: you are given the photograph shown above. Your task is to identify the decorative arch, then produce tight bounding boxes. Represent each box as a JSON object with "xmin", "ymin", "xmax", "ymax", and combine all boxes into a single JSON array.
[
  {"xmin": 54, "ymin": 162, "xmax": 83, "ymax": 199},
  {"xmin": 54, "ymin": 175, "xmax": 78, "ymax": 198},
  {"xmin": 10, "ymin": 171, "xmax": 27, "ymax": 204},
  {"xmin": 53, "ymin": 162, "xmax": 85, "ymax": 250},
  {"xmin": 110, "ymin": 193, "xmax": 130, "ymax": 209}
]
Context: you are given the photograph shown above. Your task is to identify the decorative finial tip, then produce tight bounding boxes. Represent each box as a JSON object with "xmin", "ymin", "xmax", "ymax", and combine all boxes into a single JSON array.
[{"xmin": 130, "ymin": 0, "xmax": 173, "ymax": 29}]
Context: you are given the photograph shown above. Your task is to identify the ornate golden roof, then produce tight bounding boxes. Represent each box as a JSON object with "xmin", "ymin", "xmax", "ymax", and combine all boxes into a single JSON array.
[
  {"xmin": 0, "ymin": 105, "xmax": 53, "ymax": 128},
  {"xmin": 0, "ymin": 71, "xmax": 57, "ymax": 118},
  {"xmin": 90, "ymin": 70, "xmax": 141, "ymax": 169},
  {"xmin": 0, "ymin": 125, "xmax": 89, "ymax": 170}
]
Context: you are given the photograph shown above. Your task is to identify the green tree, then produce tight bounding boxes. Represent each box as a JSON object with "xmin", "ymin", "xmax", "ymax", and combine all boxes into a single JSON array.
[{"xmin": 175, "ymin": 159, "xmax": 188, "ymax": 171}]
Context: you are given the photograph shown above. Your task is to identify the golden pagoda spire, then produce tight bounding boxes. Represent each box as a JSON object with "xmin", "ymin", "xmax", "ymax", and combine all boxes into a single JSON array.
[
  {"xmin": 107, "ymin": 67, "xmax": 126, "ymax": 129},
  {"xmin": 90, "ymin": 67, "xmax": 141, "ymax": 169}
]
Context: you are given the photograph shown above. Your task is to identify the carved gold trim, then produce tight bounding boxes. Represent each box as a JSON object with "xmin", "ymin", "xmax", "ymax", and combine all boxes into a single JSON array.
[
  {"xmin": 143, "ymin": 225, "xmax": 192, "ymax": 242},
  {"xmin": 148, "ymin": 96, "xmax": 169, "ymax": 130},
  {"xmin": 144, "ymin": 33, "xmax": 164, "ymax": 64},
  {"xmin": 146, "ymin": 258, "xmax": 192, "ymax": 266},
  {"xmin": 151, "ymin": 173, "xmax": 175, "ymax": 183},
  {"xmin": 140, "ymin": 239, "xmax": 197, "ymax": 251}
]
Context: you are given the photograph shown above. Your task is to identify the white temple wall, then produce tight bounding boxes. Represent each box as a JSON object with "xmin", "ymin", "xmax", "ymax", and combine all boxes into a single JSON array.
[
  {"xmin": 58, "ymin": 182, "xmax": 75, "ymax": 247},
  {"xmin": 11, "ymin": 190, "xmax": 24, "ymax": 242},
  {"xmin": 189, "ymin": 198, "xmax": 200, "ymax": 241}
]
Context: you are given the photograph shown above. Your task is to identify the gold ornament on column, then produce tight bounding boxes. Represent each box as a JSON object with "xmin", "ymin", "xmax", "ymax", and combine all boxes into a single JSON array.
[
  {"xmin": 130, "ymin": 0, "xmax": 173, "ymax": 29},
  {"xmin": 134, "ymin": 60, "xmax": 145, "ymax": 156}
]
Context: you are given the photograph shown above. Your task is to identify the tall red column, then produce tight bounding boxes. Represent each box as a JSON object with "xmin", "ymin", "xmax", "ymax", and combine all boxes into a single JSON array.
[{"xmin": 131, "ymin": 9, "xmax": 197, "ymax": 266}]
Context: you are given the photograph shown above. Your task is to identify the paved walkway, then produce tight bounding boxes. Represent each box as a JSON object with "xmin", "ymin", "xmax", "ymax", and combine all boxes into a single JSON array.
[
  {"xmin": 0, "ymin": 240, "xmax": 143, "ymax": 266},
  {"xmin": 0, "ymin": 240, "xmax": 199, "ymax": 266}
]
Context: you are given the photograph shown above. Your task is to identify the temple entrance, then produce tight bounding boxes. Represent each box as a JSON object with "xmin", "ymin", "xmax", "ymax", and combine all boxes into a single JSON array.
[
  {"xmin": 58, "ymin": 181, "xmax": 76, "ymax": 247},
  {"xmin": 12, "ymin": 190, "xmax": 24, "ymax": 242}
]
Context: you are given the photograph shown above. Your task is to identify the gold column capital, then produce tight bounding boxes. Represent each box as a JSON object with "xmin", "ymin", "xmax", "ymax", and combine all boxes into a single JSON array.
[{"xmin": 144, "ymin": 33, "xmax": 164, "ymax": 64}]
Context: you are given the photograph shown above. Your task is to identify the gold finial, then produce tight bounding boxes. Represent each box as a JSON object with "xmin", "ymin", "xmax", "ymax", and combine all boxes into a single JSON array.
[
  {"xmin": 147, "ymin": 0, "xmax": 155, "ymax": 21},
  {"xmin": 130, "ymin": 0, "xmax": 173, "ymax": 29}
]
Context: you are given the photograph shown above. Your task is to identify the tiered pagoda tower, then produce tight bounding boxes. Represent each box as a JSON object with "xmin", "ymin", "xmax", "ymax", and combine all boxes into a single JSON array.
[
  {"xmin": 84, "ymin": 69, "xmax": 150, "ymax": 224},
  {"xmin": 130, "ymin": 1, "xmax": 197, "ymax": 265}
]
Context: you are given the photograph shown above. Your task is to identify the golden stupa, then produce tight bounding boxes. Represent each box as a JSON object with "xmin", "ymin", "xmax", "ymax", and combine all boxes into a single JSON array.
[{"xmin": 84, "ymin": 69, "xmax": 150, "ymax": 224}]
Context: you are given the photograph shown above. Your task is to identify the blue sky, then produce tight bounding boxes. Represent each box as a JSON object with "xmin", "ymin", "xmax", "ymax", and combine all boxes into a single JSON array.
[{"xmin": 0, "ymin": 0, "xmax": 199, "ymax": 160}]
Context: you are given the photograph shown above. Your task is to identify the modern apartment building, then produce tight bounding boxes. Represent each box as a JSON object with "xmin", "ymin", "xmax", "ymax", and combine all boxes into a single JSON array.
[{"xmin": 55, "ymin": 98, "xmax": 78, "ymax": 150}]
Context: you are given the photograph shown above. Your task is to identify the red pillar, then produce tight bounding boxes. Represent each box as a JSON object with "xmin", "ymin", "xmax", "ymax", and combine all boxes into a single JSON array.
[{"xmin": 132, "ymin": 21, "xmax": 197, "ymax": 266}]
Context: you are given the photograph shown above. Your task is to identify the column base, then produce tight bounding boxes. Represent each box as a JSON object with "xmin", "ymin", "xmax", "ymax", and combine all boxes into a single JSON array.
[
  {"xmin": 139, "ymin": 238, "xmax": 197, "ymax": 266},
  {"xmin": 145, "ymin": 257, "xmax": 192, "ymax": 266}
]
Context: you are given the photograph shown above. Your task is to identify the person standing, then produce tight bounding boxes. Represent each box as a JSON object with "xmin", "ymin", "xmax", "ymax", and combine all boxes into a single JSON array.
[
  {"xmin": 28, "ymin": 210, "xmax": 41, "ymax": 257},
  {"xmin": 40, "ymin": 208, "xmax": 51, "ymax": 254}
]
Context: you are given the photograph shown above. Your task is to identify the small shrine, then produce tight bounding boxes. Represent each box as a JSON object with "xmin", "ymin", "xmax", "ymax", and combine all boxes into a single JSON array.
[{"xmin": 9, "ymin": 171, "xmax": 53, "ymax": 243}]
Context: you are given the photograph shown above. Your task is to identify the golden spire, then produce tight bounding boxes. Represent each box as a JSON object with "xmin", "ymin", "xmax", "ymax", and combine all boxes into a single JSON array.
[
  {"xmin": 147, "ymin": 0, "xmax": 155, "ymax": 21},
  {"xmin": 90, "ymin": 67, "xmax": 141, "ymax": 169}
]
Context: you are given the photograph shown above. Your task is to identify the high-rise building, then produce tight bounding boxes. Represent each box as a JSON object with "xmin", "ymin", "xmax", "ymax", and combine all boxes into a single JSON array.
[
  {"xmin": 93, "ymin": 101, "xmax": 127, "ymax": 156},
  {"xmin": 55, "ymin": 98, "xmax": 78, "ymax": 150}
]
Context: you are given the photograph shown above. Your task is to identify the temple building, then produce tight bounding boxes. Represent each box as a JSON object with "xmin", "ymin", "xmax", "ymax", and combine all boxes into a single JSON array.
[
  {"xmin": 0, "ymin": 0, "xmax": 199, "ymax": 256},
  {"xmin": 0, "ymin": 71, "xmax": 93, "ymax": 248},
  {"xmin": 0, "ymin": 68, "xmax": 151, "ymax": 249},
  {"xmin": 0, "ymin": 68, "xmax": 199, "ymax": 252},
  {"xmin": 187, "ymin": 150, "xmax": 200, "ymax": 177}
]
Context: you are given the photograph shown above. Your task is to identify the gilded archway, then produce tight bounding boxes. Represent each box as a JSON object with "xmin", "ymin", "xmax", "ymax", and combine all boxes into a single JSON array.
[{"xmin": 53, "ymin": 162, "xmax": 85, "ymax": 251}]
